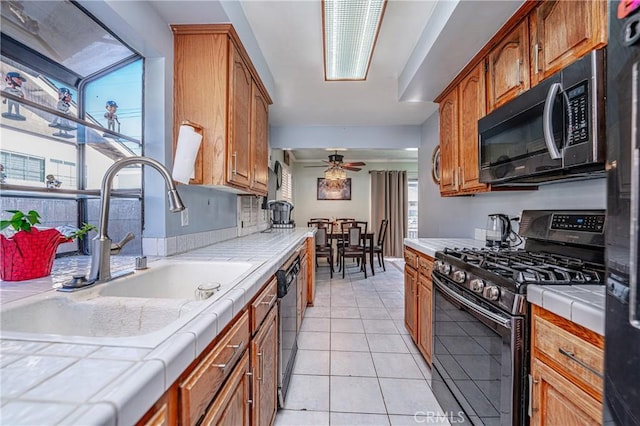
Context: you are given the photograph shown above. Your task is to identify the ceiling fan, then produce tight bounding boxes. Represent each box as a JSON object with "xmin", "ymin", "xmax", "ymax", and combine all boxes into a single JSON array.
[{"xmin": 305, "ymin": 151, "xmax": 366, "ymax": 172}]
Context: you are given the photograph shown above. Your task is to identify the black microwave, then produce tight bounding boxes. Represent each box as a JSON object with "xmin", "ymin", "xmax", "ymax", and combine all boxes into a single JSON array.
[{"xmin": 478, "ymin": 49, "xmax": 606, "ymax": 185}]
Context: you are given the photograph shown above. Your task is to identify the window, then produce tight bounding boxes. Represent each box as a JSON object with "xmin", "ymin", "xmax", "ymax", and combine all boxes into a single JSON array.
[
  {"xmin": 1, "ymin": 151, "xmax": 44, "ymax": 183},
  {"xmin": 408, "ymin": 179, "xmax": 418, "ymax": 238},
  {"xmin": 1, "ymin": 1, "xmax": 143, "ymax": 256},
  {"xmin": 279, "ymin": 164, "xmax": 293, "ymax": 203}
]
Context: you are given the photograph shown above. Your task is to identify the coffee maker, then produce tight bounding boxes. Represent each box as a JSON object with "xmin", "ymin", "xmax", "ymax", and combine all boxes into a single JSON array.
[
  {"xmin": 267, "ymin": 200, "xmax": 295, "ymax": 227},
  {"xmin": 486, "ymin": 213, "xmax": 511, "ymax": 248}
]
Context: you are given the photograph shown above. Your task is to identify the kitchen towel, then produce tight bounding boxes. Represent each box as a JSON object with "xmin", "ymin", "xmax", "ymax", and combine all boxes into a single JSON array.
[{"xmin": 172, "ymin": 124, "xmax": 202, "ymax": 184}]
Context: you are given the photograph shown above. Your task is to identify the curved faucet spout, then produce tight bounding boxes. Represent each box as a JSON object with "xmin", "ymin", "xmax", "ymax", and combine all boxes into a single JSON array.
[{"xmin": 89, "ymin": 156, "xmax": 186, "ymax": 283}]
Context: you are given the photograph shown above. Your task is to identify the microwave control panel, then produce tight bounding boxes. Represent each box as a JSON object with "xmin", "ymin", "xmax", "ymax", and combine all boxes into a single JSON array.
[
  {"xmin": 567, "ymin": 82, "xmax": 590, "ymax": 145},
  {"xmin": 551, "ymin": 213, "xmax": 605, "ymax": 233}
]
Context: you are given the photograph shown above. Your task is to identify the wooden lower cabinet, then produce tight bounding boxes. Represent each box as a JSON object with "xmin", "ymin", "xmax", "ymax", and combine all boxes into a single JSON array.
[
  {"xmin": 299, "ymin": 252, "xmax": 308, "ymax": 330},
  {"xmin": 417, "ymin": 275, "xmax": 432, "ymax": 365},
  {"xmin": 201, "ymin": 351, "xmax": 251, "ymax": 426},
  {"xmin": 530, "ymin": 358, "xmax": 602, "ymax": 426},
  {"xmin": 530, "ymin": 305, "xmax": 604, "ymax": 426},
  {"xmin": 251, "ymin": 306, "xmax": 278, "ymax": 426},
  {"xmin": 404, "ymin": 263, "xmax": 418, "ymax": 342}
]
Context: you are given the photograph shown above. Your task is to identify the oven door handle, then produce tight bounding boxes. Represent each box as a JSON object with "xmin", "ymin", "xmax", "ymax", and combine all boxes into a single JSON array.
[{"xmin": 434, "ymin": 277, "xmax": 512, "ymax": 329}]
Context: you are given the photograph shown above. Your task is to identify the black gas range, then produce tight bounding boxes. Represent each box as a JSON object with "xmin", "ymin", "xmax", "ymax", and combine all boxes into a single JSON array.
[{"xmin": 431, "ymin": 210, "xmax": 605, "ymax": 426}]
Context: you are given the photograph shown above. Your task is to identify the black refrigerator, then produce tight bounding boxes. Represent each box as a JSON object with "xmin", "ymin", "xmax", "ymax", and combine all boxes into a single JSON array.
[{"xmin": 604, "ymin": 1, "xmax": 640, "ymax": 425}]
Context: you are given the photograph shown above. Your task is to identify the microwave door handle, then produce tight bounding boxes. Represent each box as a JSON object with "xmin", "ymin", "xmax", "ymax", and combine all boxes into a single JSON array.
[
  {"xmin": 543, "ymin": 82, "xmax": 563, "ymax": 160},
  {"xmin": 630, "ymin": 62, "xmax": 640, "ymax": 329}
]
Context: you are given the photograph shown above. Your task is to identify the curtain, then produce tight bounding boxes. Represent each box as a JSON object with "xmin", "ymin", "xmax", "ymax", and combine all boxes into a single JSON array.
[{"xmin": 370, "ymin": 170, "xmax": 408, "ymax": 257}]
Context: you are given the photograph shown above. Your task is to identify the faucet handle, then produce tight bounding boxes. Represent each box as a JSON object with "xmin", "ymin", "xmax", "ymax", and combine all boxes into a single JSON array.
[{"xmin": 111, "ymin": 232, "xmax": 135, "ymax": 254}]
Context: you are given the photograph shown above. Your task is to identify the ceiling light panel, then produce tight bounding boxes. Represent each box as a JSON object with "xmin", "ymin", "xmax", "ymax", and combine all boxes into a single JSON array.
[{"xmin": 323, "ymin": 0, "xmax": 387, "ymax": 81}]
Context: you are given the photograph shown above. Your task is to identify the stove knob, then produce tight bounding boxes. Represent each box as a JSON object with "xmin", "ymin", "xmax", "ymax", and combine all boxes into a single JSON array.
[
  {"xmin": 485, "ymin": 286, "xmax": 500, "ymax": 301},
  {"xmin": 452, "ymin": 270, "xmax": 466, "ymax": 283},
  {"xmin": 470, "ymin": 279, "xmax": 485, "ymax": 293},
  {"xmin": 437, "ymin": 261, "xmax": 451, "ymax": 275}
]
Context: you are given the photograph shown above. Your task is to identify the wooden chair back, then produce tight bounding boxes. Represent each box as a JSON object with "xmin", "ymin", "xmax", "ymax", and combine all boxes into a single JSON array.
[{"xmin": 377, "ymin": 219, "xmax": 389, "ymax": 246}]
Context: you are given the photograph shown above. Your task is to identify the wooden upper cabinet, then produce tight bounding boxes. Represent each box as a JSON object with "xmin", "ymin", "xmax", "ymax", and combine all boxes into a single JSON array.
[
  {"xmin": 486, "ymin": 20, "xmax": 530, "ymax": 112},
  {"xmin": 530, "ymin": 0, "xmax": 607, "ymax": 86},
  {"xmin": 172, "ymin": 24, "xmax": 272, "ymax": 195},
  {"xmin": 251, "ymin": 81, "xmax": 269, "ymax": 193},
  {"xmin": 458, "ymin": 63, "xmax": 487, "ymax": 192},
  {"xmin": 227, "ymin": 44, "xmax": 252, "ymax": 188},
  {"xmin": 438, "ymin": 88, "xmax": 458, "ymax": 195}
]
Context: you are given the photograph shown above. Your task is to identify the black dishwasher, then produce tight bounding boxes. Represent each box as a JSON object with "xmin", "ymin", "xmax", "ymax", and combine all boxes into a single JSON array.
[{"xmin": 275, "ymin": 255, "xmax": 299, "ymax": 407}]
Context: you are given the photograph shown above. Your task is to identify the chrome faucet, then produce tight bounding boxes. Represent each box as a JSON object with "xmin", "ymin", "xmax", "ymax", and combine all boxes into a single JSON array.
[{"xmin": 88, "ymin": 156, "xmax": 185, "ymax": 284}]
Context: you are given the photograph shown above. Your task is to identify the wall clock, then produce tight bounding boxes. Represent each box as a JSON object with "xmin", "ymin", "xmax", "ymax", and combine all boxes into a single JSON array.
[
  {"xmin": 274, "ymin": 160, "xmax": 282, "ymax": 190},
  {"xmin": 431, "ymin": 146, "xmax": 441, "ymax": 184}
]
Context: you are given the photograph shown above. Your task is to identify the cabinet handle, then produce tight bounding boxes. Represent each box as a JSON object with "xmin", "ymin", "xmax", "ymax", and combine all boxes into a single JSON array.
[
  {"xmin": 517, "ymin": 59, "xmax": 523, "ymax": 84},
  {"xmin": 528, "ymin": 374, "xmax": 539, "ymax": 416},
  {"xmin": 257, "ymin": 351, "xmax": 264, "ymax": 382},
  {"xmin": 558, "ymin": 348, "xmax": 603, "ymax": 378},
  {"xmin": 212, "ymin": 340, "xmax": 244, "ymax": 371},
  {"xmin": 232, "ymin": 152, "xmax": 238, "ymax": 175},
  {"xmin": 261, "ymin": 294, "xmax": 277, "ymax": 306},
  {"xmin": 534, "ymin": 43, "xmax": 541, "ymax": 74},
  {"xmin": 458, "ymin": 167, "xmax": 462, "ymax": 188}
]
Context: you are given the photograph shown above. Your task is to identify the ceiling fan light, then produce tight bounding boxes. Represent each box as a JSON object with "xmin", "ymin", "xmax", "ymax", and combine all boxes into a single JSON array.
[{"xmin": 323, "ymin": 0, "xmax": 387, "ymax": 81}]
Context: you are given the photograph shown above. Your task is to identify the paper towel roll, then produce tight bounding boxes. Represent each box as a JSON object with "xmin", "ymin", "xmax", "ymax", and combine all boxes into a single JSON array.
[{"xmin": 172, "ymin": 124, "xmax": 202, "ymax": 184}]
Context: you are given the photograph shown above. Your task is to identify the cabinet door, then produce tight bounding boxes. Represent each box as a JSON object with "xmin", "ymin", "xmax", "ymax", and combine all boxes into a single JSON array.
[
  {"xmin": 201, "ymin": 351, "xmax": 251, "ymax": 426},
  {"xmin": 404, "ymin": 265, "xmax": 418, "ymax": 342},
  {"xmin": 530, "ymin": 359, "xmax": 602, "ymax": 426},
  {"xmin": 438, "ymin": 88, "xmax": 459, "ymax": 195},
  {"xmin": 530, "ymin": 0, "xmax": 607, "ymax": 85},
  {"xmin": 227, "ymin": 43, "xmax": 252, "ymax": 188},
  {"xmin": 250, "ymin": 80, "xmax": 269, "ymax": 194},
  {"xmin": 487, "ymin": 20, "xmax": 530, "ymax": 112},
  {"xmin": 458, "ymin": 63, "xmax": 488, "ymax": 193},
  {"xmin": 417, "ymin": 276, "xmax": 432, "ymax": 365},
  {"xmin": 298, "ymin": 253, "xmax": 308, "ymax": 328},
  {"xmin": 252, "ymin": 307, "xmax": 278, "ymax": 426}
]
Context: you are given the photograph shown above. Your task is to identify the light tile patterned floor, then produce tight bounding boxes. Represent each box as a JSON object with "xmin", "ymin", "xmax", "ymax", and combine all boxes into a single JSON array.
[{"xmin": 275, "ymin": 258, "xmax": 451, "ymax": 426}]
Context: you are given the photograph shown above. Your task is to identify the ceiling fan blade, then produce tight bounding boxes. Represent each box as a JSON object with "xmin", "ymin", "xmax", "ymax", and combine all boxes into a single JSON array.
[
  {"xmin": 342, "ymin": 166, "xmax": 362, "ymax": 171},
  {"xmin": 342, "ymin": 161, "xmax": 366, "ymax": 167},
  {"xmin": 304, "ymin": 165, "xmax": 330, "ymax": 167}
]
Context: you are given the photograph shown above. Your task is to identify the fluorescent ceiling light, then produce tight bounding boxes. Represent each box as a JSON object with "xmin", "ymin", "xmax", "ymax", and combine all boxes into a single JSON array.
[{"xmin": 323, "ymin": 0, "xmax": 387, "ymax": 81}]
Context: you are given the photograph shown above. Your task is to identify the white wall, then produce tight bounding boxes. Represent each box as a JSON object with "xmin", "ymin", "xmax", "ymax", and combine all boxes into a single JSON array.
[
  {"xmin": 418, "ymin": 113, "xmax": 607, "ymax": 238},
  {"xmin": 291, "ymin": 161, "xmax": 418, "ymax": 227}
]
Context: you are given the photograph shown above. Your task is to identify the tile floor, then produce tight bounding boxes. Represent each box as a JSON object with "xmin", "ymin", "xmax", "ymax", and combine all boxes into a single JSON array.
[{"xmin": 274, "ymin": 259, "xmax": 451, "ymax": 426}]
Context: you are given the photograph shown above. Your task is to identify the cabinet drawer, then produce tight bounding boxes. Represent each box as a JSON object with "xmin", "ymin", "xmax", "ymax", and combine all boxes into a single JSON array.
[
  {"xmin": 533, "ymin": 315, "xmax": 603, "ymax": 393},
  {"xmin": 404, "ymin": 248, "xmax": 418, "ymax": 269},
  {"xmin": 180, "ymin": 310, "xmax": 250, "ymax": 426},
  {"xmin": 251, "ymin": 277, "xmax": 277, "ymax": 334},
  {"xmin": 418, "ymin": 256, "xmax": 433, "ymax": 277}
]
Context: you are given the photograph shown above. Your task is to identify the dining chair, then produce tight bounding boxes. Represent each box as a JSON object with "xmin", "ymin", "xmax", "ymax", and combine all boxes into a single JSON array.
[
  {"xmin": 338, "ymin": 221, "xmax": 367, "ymax": 278},
  {"xmin": 373, "ymin": 219, "xmax": 389, "ymax": 271},
  {"xmin": 308, "ymin": 220, "xmax": 329, "ymax": 228},
  {"xmin": 314, "ymin": 226, "xmax": 333, "ymax": 278},
  {"xmin": 309, "ymin": 218, "xmax": 330, "ymax": 223}
]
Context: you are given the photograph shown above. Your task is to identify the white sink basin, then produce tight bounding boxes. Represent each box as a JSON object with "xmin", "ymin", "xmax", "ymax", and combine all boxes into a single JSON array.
[
  {"xmin": 99, "ymin": 261, "xmax": 257, "ymax": 300},
  {"xmin": 0, "ymin": 295, "xmax": 192, "ymax": 338},
  {"xmin": 0, "ymin": 260, "xmax": 262, "ymax": 346}
]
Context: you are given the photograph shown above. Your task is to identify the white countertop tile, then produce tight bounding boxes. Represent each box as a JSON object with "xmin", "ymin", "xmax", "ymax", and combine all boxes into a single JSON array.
[
  {"xmin": 527, "ymin": 284, "xmax": 605, "ymax": 335},
  {"xmin": 403, "ymin": 238, "xmax": 486, "ymax": 257},
  {"xmin": 90, "ymin": 360, "xmax": 165, "ymax": 426},
  {"xmin": 1, "ymin": 355, "xmax": 77, "ymax": 398},
  {"xmin": 0, "ymin": 400, "xmax": 79, "ymax": 425},
  {"xmin": 0, "ymin": 228, "xmax": 312, "ymax": 424},
  {"xmin": 22, "ymin": 358, "xmax": 135, "ymax": 402}
]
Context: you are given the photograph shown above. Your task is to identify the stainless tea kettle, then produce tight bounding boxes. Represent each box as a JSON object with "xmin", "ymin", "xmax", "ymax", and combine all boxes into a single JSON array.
[{"xmin": 486, "ymin": 213, "xmax": 511, "ymax": 248}]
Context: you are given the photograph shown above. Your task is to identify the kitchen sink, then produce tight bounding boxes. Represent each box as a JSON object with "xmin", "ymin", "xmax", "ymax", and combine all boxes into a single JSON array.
[
  {"xmin": 98, "ymin": 261, "xmax": 258, "ymax": 300},
  {"xmin": 0, "ymin": 260, "xmax": 263, "ymax": 346}
]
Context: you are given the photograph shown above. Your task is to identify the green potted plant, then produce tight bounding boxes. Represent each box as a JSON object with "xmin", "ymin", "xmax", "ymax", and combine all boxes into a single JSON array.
[{"xmin": 0, "ymin": 210, "xmax": 94, "ymax": 281}]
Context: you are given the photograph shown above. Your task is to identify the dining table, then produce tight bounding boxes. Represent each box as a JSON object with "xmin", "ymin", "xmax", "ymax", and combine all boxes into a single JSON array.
[{"xmin": 327, "ymin": 230, "xmax": 376, "ymax": 276}]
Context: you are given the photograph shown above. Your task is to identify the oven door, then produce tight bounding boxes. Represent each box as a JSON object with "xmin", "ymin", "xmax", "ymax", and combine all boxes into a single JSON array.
[{"xmin": 432, "ymin": 274, "xmax": 526, "ymax": 426}]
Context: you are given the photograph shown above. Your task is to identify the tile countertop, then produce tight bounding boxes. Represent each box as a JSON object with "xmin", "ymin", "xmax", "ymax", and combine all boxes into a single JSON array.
[
  {"xmin": 403, "ymin": 238, "xmax": 605, "ymax": 336},
  {"xmin": 527, "ymin": 284, "xmax": 605, "ymax": 336},
  {"xmin": 404, "ymin": 237, "xmax": 487, "ymax": 258},
  {"xmin": 0, "ymin": 228, "xmax": 313, "ymax": 426}
]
